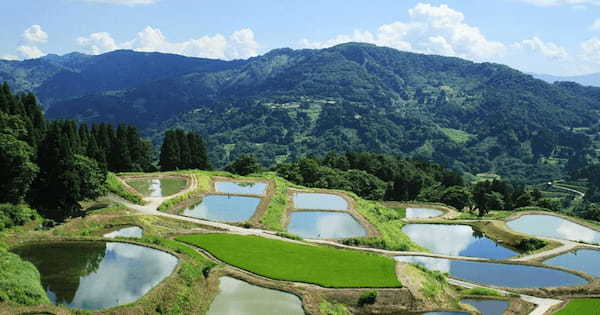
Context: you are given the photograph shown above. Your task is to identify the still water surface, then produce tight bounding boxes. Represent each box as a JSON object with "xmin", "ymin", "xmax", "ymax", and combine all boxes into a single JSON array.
[
  {"xmin": 215, "ymin": 181, "xmax": 267, "ymax": 195},
  {"xmin": 12, "ymin": 242, "xmax": 177, "ymax": 310},
  {"xmin": 183, "ymin": 195, "xmax": 261, "ymax": 222},
  {"xmin": 507, "ymin": 214, "xmax": 600, "ymax": 244},
  {"xmin": 207, "ymin": 277, "xmax": 304, "ymax": 315},
  {"xmin": 293, "ymin": 193, "xmax": 348, "ymax": 210},
  {"xmin": 395, "ymin": 255, "xmax": 586, "ymax": 288},
  {"xmin": 103, "ymin": 226, "xmax": 143, "ymax": 238},
  {"xmin": 287, "ymin": 211, "xmax": 367, "ymax": 239},
  {"xmin": 405, "ymin": 208, "xmax": 443, "ymax": 219},
  {"xmin": 401, "ymin": 224, "xmax": 517, "ymax": 259},
  {"xmin": 543, "ymin": 249, "xmax": 600, "ymax": 277}
]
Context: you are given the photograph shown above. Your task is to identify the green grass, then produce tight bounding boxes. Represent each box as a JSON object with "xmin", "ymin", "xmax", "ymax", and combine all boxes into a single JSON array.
[
  {"xmin": 555, "ymin": 299, "xmax": 600, "ymax": 315},
  {"xmin": 454, "ymin": 210, "xmax": 514, "ymax": 220},
  {"xmin": 0, "ymin": 250, "xmax": 50, "ymax": 306},
  {"xmin": 256, "ymin": 173, "xmax": 293, "ymax": 231},
  {"xmin": 459, "ymin": 287, "xmax": 504, "ymax": 297},
  {"xmin": 127, "ymin": 178, "xmax": 187, "ymax": 196},
  {"xmin": 105, "ymin": 172, "xmax": 143, "ymax": 205},
  {"xmin": 176, "ymin": 234, "xmax": 402, "ymax": 288},
  {"xmin": 320, "ymin": 300, "xmax": 351, "ymax": 315},
  {"xmin": 354, "ymin": 198, "xmax": 423, "ymax": 251},
  {"xmin": 440, "ymin": 128, "xmax": 474, "ymax": 144}
]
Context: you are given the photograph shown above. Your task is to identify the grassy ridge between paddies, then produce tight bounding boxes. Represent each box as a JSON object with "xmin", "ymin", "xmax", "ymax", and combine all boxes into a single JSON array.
[
  {"xmin": 105, "ymin": 172, "xmax": 143, "ymax": 205},
  {"xmin": 0, "ymin": 250, "xmax": 50, "ymax": 306},
  {"xmin": 176, "ymin": 234, "xmax": 402, "ymax": 288},
  {"xmin": 555, "ymin": 299, "xmax": 600, "ymax": 315}
]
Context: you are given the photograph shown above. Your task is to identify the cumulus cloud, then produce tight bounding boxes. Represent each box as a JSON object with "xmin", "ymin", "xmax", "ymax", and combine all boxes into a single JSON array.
[
  {"xmin": 75, "ymin": 0, "xmax": 156, "ymax": 5},
  {"xmin": 299, "ymin": 3, "xmax": 506, "ymax": 61},
  {"xmin": 590, "ymin": 18, "xmax": 600, "ymax": 31},
  {"xmin": 17, "ymin": 45, "xmax": 45, "ymax": 59},
  {"xmin": 580, "ymin": 37, "xmax": 600, "ymax": 63},
  {"xmin": 23, "ymin": 25, "xmax": 48, "ymax": 43},
  {"xmin": 515, "ymin": 37, "xmax": 568, "ymax": 59},
  {"xmin": 517, "ymin": 0, "xmax": 600, "ymax": 6},
  {"xmin": 77, "ymin": 26, "xmax": 260, "ymax": 59}
]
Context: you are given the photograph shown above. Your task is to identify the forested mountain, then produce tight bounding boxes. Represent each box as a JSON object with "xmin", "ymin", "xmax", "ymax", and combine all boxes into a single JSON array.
[{"xmin": 4, "ymin": 43, "xmax": 600, "ymax": 183}]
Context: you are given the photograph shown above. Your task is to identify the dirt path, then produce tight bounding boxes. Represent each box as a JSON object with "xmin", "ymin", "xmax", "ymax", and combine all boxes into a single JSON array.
[{"xmin": 550, "ymin": 182, "xmax": 585, "ymax": 198}]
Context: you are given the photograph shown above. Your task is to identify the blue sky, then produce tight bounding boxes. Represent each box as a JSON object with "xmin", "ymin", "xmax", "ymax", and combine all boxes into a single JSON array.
[{"xmin": 1, "ymin": 0, "xmax": 600, "ymax": 76}]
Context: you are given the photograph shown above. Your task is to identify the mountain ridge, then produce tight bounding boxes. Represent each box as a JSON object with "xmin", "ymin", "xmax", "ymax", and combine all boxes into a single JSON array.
[{"xmin": 2, "ymin": 43, "xmax": 600, "ymax": 182}]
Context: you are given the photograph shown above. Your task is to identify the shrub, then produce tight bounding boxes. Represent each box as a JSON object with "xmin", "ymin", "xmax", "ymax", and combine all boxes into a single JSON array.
[
  {"xmin": 517, "ymin": 238, "xmax": 546, "ymax": 251},
  {"xmin": 357, "ymin": 290, "xmax": 377, "ymax": 306},
  {"xmin": 0, "ymin": 203, "xmax": 38, "ymax": 230}
]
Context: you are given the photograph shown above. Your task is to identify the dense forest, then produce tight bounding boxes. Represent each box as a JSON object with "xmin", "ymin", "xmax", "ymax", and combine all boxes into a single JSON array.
[{"xmin": 0, "ymin": 83, "xmax": 157, "ymax": 223}]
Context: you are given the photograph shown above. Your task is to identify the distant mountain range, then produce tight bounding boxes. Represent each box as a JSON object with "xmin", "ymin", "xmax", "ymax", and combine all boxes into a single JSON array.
[
  {"xmin": 531, "ymin": 72, "xmax": 600, "ymax": 87},
  {"xmin": 2, "ymin": 43, "xmax": 599, "ymax": 182}
]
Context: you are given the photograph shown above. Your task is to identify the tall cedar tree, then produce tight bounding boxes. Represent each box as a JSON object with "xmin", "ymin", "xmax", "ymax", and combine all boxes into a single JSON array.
[{"xmin": 160, "ymin": 129, "xmax": 210, "ymax": 171}]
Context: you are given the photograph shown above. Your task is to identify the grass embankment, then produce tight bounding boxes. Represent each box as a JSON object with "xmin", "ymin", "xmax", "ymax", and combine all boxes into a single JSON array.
[
  {"xmin": 157, "ymin": 171, "xmax": 212, "ymax": 212},
  {"xmin": 256, "ymin": 173, "xmax": 294, "ymax": 231},
  {"xmin": 177, "ymin": 233, "xmax": 402, "ymax": 288},
  {"xmin": 105, "ymin": 172, "xmax": 143, "ymax": 205},
  {"xmin": 555, "ymin": 299, "xmax": 600, "ymax": 315},
  {"xmin": 0, "ymin": 250, "xmax": 50, "ymax": 306},
  {"xmin": 352, "ymin": 198, "xmax": 423, "ymax": 251},
  {"xmin": 320, "ymin": 300, "xmax": 351, "ymax": 315}
]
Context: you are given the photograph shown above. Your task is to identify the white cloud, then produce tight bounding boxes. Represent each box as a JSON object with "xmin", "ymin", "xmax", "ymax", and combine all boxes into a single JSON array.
[
  {"xmin": 17, "ymin": 45, "xmax": 45, "ymax": 59},
  {"xmin": 0, "ymin": 54, "xmax": 19, "ymax": 61},
  {"xmin": 23, "ymin": 25, "xmax": 48, "ymax": 44},
  {"xmin": 77, "ymin": 26, "xmax": 260, "ymax": 60},
  {"xmin": 75, "ymin": 0, "xmax": 156, "ymax": 5},
  {"xmin": 517, "ymin": 0, "xmax": 600, "ymax": 6},
  {"xmin": 298, "ymin": 3, "xmax": 506, "ymax": 61},
  {"xmin": 581, "ymin": 37, "xmax": 600, "ymax": 63},
  {"xmin": 590, "ymin": 18, "xmax": 600, "ymax": 31},
  {"xmin": 516, "ymin": 36, "xmax": 568, "ymax": 59}
]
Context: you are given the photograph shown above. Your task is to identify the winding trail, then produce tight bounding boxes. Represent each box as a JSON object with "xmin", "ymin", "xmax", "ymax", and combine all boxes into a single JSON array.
[
  {"xmin": 550, "ymin": 182, "xmax": 585, "ymax": 198},
  {"xmin": 108, "ymin": 175, "xmax": 600, "ymax": 315}
]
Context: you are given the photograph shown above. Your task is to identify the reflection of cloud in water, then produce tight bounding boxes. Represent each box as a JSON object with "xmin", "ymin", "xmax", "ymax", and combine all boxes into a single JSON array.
[
  {"xmin": 149, "ymin": 179, "xmax": 162, "ymax": 197},
  {"xmin": 293, "ymin": 193, "xmax": 348, "ymax": 210},
  {"xmin": 183, "ymin": 195, "xmax": 260, "ymax": 222},
  {"xmin": 508, "ymin": 215, "xmax": 600, "ymax": 244},
  {"xmin": 288, "ymin": 212, "xmax": 366, "ymax": 239},
  {"xmin": 395, "ymin": 256, "xmax": 451, "ymax": 273},
  {"xmin": 103, "ymin": 227, "xmax": 143, "ymax": 239},
  {"xmin": 207, "ymin": 277, "xmax": 304, "ymax": 315},
  {"xmin": 556, "ymin": 221, "xmax": 597, "ymax": 243},
  {"xmin": 67, "ymin": 243, "xmax": 177, "ymax": 310},
  {"xmin": 405, "ymin": 208, "xmax": 443, "ymax": 219},
  {"xmin": 402, "ymin": 224, "xmax": 475, "ymax": 256}
]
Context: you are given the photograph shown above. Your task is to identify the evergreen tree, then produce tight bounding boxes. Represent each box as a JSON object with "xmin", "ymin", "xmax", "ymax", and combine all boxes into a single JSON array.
[
  {"xmin": 159, "ymin": 130, "xmax": 181, "ymax": 171},
  {"xmin": 176, "ymin": 129, "xmax": 192, "ymax": 169},
  {"xmin": 110, "ymin": 124, "xmax": 132, "ymax": 172}
]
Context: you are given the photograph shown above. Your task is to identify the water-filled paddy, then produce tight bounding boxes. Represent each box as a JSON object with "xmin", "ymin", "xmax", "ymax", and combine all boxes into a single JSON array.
[
  {"xmin": 183, "ymin": 195, "xmax": 261, "ymax": 222},
  {"xmin": 287, "ymin": 211, "xmax": 367, "ymax": 239},
  {"xmin": 215, "ymin": 181, "xmax": 267, "ymax": 195},
  {"xmin": 12, "ymin": 242, "xmax": 177, "ymax": 310},
  {"xmin": 507, "ymin": 214, "xmax": 600, "ymax": 244},
  {"xmin": 127, "ymin": 178, "xmax": 187, "ymax": 197},
  {"xmin": 405, "ymin": 207, "xmax": 443, "ymax": 219},
  {"xmin": 395, "ymin": 255, "xmax": 586, "ymax": 288},
  {"xmin": 401, "ymin": 224, "xmax": 517, "ymax": 259},
  {"xmin": 292, "ymin": 193, "xmax": 348, "ymax": 210},
  {"xmin": 103, "ymin": 226, "xmax": 143, "ymax": 238},
  {"xmin": 543, "ymin": 249, "xmax": 600, "ymax": 277},
  {"xmin": 461, "ymin": 298, "xmax": 508, "ymax": 315},
  {"xmin": 207, "ymin": 277, "xmax": 304, "ymax": 315}
]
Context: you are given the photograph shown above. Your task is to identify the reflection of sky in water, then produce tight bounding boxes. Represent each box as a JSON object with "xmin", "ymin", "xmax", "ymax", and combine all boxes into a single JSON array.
[
  {"xmin": 103, "ymin": 227, "xmax": 143, "ymax": 239},
  {"xmin": 394, "ymin": 255, "xmax": 586, "ymax": 288},
  {"xmin": 423, "ymin": 312, "xmax": 469, "ymax": 315},
  {"xmin": 215, "ymin": 182, "xmax": 267, "ymax": 195},
  {"xmin": 461, "ymin": 299, "xmax": 508, "ymax": 315},
  {"xmin": 507, "ymin": 215, "xmax": 600, "ymax": 244},
  {"xmin": 207, "ymin": 277, "xmax": 304, "ymax": 315},
  {"xmin": 544, "ymin": 249, "xmax": 600, "ymax": 277},
  {"xmin": 401, "ymin": 224, "xmax": 516, "ymax": 259},
  {"xmin": 293, "ymin": 193, "xmax": 348, "ymax": 210},
  {"xmin": 149, "ymin": 179, "xmax": 162, "ymax": 197},
  {"xmin": 183, "ymin": 195, "xmax": 261, "ymax": 222},
  {"xmin": 405, "ymin": 208, "xmax": 443, "ymax": 219},
  {"xmin": 288, "ymin": 211, "xmax": 366, "ymax": 239},
  {"xmin": 52, "ymin": 243, "xmax": 177, "ymax": 310}
]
